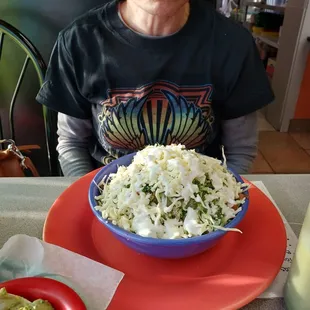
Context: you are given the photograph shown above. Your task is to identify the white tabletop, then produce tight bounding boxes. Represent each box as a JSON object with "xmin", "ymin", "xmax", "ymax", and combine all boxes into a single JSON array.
[{"xmin": 1, "ymin": 174, "xmax": 309, "ymax": 309}]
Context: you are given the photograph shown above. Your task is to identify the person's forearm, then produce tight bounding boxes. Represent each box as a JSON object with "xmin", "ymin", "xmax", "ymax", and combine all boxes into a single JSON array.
[
  {"xmin": 58, "ymin": 146, "xmax": 95, "ymax": 177},
  {"xmin": 221, "ymin": 112, "xmax": 258, "ymax": 174},
  {"xmin": 227, "ymin": 152, "xmax": 256, "ymax": 174},
  {"xmin": 57, "ymin": 113, "xmax": 94, "ymax": 176}
]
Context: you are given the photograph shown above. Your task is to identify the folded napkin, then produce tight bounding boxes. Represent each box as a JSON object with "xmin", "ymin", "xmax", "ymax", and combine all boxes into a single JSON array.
[{"xmin": 0, "ymin": 235, "xmax": 124, "ymax": 309}]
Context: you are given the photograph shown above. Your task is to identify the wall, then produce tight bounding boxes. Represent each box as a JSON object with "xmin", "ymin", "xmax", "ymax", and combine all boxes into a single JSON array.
[
  {"xmin": 0, "ymin": 0, "xmax": 105, "ymax": 175},
  {"xmin": 294, "ymin": 48, "xmax": 310, "ymax": 119},
  {"xmin": 264, "ymin": 0, "xmax": 309, "ymax": 131},
  {"xmin": 274, "ymin": 0, "xmax": 310, "ymax": 130}
]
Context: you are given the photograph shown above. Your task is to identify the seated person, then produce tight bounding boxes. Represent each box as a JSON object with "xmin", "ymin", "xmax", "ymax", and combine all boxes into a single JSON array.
[{"xmin": 36, "ymin": 0, "xmax": 274, "ymax": 176}]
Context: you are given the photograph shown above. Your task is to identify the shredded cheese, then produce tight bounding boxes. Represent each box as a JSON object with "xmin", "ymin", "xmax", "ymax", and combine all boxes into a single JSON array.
[{"xmin": 95, "ymin": 144, "xmax": 247, "ymax": 239}]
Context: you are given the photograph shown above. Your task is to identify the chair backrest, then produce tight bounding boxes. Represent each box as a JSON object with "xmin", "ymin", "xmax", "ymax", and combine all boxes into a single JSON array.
[{"xmin": 0, "ymin": 19, "xmax": 60, "ymax": 176}]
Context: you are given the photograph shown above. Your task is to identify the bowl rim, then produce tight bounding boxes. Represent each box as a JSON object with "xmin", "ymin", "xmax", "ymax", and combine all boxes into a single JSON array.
[
  {"xmin": 88, "ymin": 152, "xmax": 249, "ymax": 245},
  {"xmin": 0, "ymin": 277, "xmax": 86, "ymax": 309}
]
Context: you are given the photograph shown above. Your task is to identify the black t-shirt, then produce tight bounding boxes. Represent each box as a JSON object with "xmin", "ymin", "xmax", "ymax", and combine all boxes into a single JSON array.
[{"xmin": 37, "ymin": 0, "xmax": 274, "ymax": 165}]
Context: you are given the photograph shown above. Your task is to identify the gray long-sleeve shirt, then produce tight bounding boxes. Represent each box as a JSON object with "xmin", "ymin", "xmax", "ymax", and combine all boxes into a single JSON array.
[{"xmin": 57, "ymin": 112, "xmax": 258, "ymax": 176}]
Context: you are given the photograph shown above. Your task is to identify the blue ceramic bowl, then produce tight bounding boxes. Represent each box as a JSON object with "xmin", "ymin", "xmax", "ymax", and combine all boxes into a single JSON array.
[{"xmin": 89, "ymin": 153, "xmax": 249, "ymax": 259}]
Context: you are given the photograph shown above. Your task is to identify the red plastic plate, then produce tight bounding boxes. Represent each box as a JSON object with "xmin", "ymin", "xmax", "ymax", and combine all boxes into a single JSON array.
[
  {"xmin": 0, "ymin": 277, "xmax": 86, "ymax": 310},
  {"xmin": 43, "ymin": 171, "xmax": 286, "ymax": 310}
]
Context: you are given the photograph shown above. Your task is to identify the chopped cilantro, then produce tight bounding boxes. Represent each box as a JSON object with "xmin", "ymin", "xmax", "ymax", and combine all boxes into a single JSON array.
[{"xmin": 142, "ymin": 184, "xmax": 152, "ymax": 193}]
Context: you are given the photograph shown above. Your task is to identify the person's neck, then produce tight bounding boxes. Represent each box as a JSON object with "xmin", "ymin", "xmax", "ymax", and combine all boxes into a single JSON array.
[{"xmin": 119, "ymin": 1, "xmax": 190, "ymax": 37}]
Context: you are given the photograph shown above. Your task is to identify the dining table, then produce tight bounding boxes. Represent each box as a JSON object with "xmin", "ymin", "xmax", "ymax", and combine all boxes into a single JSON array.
[{"xmin": 1, "ymin": 174, "xmax": 309, "ymax": 310}]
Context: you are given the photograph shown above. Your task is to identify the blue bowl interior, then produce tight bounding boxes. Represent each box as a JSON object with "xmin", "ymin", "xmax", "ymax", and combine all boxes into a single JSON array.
[{"xmin": 88, "ymin": 152, "xmax": 249, "ymax": 246}]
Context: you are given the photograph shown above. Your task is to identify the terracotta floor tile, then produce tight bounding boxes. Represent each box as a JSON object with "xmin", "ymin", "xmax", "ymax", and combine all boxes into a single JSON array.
[
  {"xmin": 250, "ymin": 151, "xmax": 274, "ymax": 174},
  {"xmin": 290, "ymin": 133, "xmax": 310, "ymax": 150},
  {"xmin": 258, "ymin": 132, "xmax": 310, "ymax": 173}
]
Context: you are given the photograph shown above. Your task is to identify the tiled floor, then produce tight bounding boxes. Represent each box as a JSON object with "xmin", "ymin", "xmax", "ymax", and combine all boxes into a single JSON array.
[{"xmin": 251, "ymin": 114, "xmax": 310, "ymax": 174}]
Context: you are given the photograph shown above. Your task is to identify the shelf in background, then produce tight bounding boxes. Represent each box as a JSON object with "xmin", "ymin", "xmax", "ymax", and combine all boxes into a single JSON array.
[
  {"xmin": 246, "ymin": 2, "xmax": 286, "ymax": 13},
  {"xmin": 252, "ymin": 33, "xmax": 279, "ymax": 48}
]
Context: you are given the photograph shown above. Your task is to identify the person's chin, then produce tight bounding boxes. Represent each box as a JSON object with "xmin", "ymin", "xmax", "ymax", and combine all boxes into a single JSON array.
[{"xmin": 134, "ymin": 0, "xmax": 189, "ymax": 16}]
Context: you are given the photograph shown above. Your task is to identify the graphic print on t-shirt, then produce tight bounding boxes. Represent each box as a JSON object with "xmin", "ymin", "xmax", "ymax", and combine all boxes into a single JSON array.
[{"xmin": 98, "ymin": 81, "xmax": 215, "ymax": 161}]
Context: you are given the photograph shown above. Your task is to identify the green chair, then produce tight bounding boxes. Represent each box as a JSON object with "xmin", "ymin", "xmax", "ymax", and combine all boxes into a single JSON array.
[{"xmin": 0, "ymin": 19, "xmax": 60, "ymax": 176}]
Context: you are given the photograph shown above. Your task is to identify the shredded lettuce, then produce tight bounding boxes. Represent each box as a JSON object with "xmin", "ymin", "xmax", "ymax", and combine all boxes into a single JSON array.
[{"xmin": 95, "ymin": 144, "xmax": 247, "ymax": 239}]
